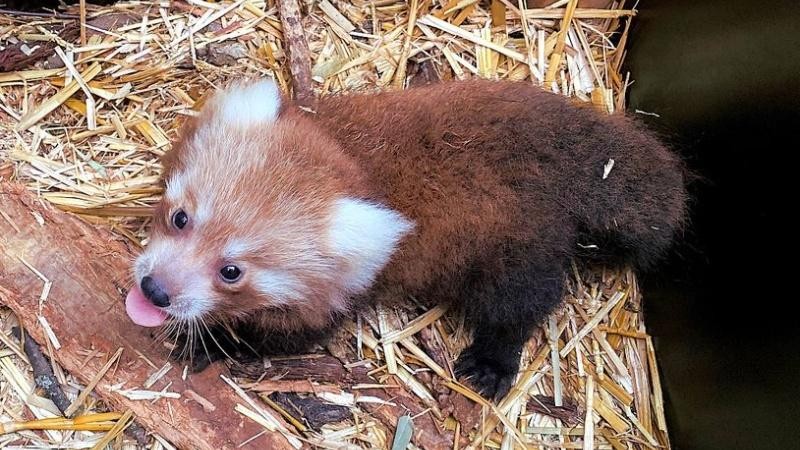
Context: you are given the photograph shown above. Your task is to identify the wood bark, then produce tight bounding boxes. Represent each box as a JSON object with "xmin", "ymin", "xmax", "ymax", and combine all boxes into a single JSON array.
[{"xmin": 277, "ymin": 0, "xmax": 315, "ymax": 104}]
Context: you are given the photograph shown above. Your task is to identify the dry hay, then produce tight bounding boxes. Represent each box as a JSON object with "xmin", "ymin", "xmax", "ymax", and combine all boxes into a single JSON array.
[{"xmin": 0, "ymin": 0, "xmax": 670, "ymax": 449}]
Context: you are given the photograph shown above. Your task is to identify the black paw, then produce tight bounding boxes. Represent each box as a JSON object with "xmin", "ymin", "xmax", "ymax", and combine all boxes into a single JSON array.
[{"xmin": 454, "ymin": 345, "xmax": 519, "ymax": 401}]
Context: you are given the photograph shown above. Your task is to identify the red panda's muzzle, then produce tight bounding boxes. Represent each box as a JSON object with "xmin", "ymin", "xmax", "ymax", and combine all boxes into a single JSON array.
[{"xmin": 125, "ymin": 284, "xmax": 168, "ymax": 327}]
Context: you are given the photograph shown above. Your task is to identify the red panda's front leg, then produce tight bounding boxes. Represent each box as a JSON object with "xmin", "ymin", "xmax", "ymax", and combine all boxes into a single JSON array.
[{"xmin": 455, "ymin": 250, "xmax": 568, "ymax": 400}]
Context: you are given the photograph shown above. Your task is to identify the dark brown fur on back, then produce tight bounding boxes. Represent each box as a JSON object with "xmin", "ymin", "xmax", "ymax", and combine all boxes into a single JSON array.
[{"xmin": 305, "ymin": 80, "xmax": 686, "ymax": 286}]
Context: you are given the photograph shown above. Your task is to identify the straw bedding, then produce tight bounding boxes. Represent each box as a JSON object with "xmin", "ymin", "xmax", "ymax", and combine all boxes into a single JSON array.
[{"xmin": 0, "ymin": 0, "xmax": 671, "ymax": 448}]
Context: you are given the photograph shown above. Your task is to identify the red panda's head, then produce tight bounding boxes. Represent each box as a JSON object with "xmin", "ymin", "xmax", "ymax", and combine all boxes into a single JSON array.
[{"xmin": 125, "ymin": 80, "xmax": 413, "ymax": 333}]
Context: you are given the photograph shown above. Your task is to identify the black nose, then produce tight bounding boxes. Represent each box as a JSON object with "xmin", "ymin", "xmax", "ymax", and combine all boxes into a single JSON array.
[{"xmin": 141, "ymin": 276, "xmax": 170, "ymax": 307}]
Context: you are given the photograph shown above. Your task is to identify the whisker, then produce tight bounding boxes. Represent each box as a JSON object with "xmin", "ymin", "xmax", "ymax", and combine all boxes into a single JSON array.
[
  {"xmin": 208, "ymin": 316, "xmax": 259, "ymax": 356},
  {"xmin": 200, "ymin": 317, "xmax": 235, "ymax": 361},
  {"xmin": 186, "ymin": 320, "xmax": 195, "ymax": 365},
  {"xmin": 194, "ymin": 319, "xmax": 213, "ymax": 366}
]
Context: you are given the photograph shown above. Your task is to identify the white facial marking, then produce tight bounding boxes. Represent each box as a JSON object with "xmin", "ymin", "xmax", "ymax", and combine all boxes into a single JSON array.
[
  {"xmin": 216, "ymin": 79, "xmax": 282, "ymax": 126},
  {"xmin": 134, "ymin": 238, "xmax": 178, "ymax": 283},
  {"xmin": 193, "ymin": 193, "xmax": 212, "ymax": 226},
  {"xmin": 171, "ymin": 282, "xmax": 215, "ymax": 321},
  {"xmin": 134, "ymin": 237, "xmax": 214, "ymax": 321},
  {"xmin": 223, "ymin": 238, "xmax": 255, "ymax": 260},
  {"xmin": 329, "ymin": 198, "xmax": 414, "ymax": 293},
  {"xmin": 163, "ymin": 168, "xmax": 213, "ymax": 226},
  {"xmin": 133, "ymin": 255, "xmax": 149, "ymax": 282},
  {"xmin": 253, "ymin": 270, "xmax": 304, "ymax": 304},
  {"xmin": 164, "ymin": 172, "xmax": 186, "ymax": 202}
]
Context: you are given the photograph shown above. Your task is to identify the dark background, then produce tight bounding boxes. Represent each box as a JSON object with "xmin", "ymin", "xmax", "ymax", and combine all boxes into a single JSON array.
[
  {"xmin": 627, "ymin": 0, "xmax": 799, "ymax": 448},
  {"xmin": 2, "ymin": 0, "xmax": 799, "ymax": 448}
]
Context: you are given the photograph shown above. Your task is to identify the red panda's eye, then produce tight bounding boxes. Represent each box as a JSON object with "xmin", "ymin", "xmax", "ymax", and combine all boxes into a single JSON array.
[
  {"xmin": 172, "ymin": 209, "xmax": 189, "ymax": 230},
  {"xmin": 220, "ymin": 265, "xmax": 242, "ymax": 283}
]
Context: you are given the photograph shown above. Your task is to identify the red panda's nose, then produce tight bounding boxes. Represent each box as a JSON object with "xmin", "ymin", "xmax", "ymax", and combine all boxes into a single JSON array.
[{"xmin": 141, "ymin": 275, "xmax": 170, "ymax": 307}]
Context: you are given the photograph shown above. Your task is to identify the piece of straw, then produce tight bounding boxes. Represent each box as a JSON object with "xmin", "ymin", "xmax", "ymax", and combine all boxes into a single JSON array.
[
  {"xmin": 65, "ymin": 348, "xmax": 123, "ymax": 417},
  {"xmin": 15, "ymin": 62, "xmax": 102, "ymax": 131},
  {"xmin": 0, "ymin": 412, "xmax": 123, "ymax": 435}
]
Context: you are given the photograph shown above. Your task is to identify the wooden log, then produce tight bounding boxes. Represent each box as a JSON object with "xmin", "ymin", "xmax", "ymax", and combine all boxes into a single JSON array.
[
  {"xmin": 238, "ymin": 355, "xmax": 455, "ymax": 449},
  {"xmin": 0, "ymin": 183, "xmax": 295, "ymax": 450}
]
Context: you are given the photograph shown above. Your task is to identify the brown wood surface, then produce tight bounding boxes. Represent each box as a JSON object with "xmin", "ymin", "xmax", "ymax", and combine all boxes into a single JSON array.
[
  {"xmin": 238, "ymin": 355, "xmax": 455, "ymax": 449},
  {"xmin": 0, "ymin": 183, "xmax": 295, "ymax": 450},
  {"xmin": 277, "ymin": 0, "xmax": 314, "ymax": 104}
]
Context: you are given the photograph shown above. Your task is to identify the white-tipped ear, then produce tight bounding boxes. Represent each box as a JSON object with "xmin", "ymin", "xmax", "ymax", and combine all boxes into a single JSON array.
[
  {"xmin": 329, "ymin": 198, "xmax": 414, "ymax": 293},
  {"xmin": 215, "ymin": 79, "xmax": 282, "ymax": 126}
]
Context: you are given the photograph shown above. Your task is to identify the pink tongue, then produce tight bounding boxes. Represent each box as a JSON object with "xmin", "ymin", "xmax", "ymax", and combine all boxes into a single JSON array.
[{"xmin": 125, "ymin": 285, "xmax": 168, "ymax": 327}]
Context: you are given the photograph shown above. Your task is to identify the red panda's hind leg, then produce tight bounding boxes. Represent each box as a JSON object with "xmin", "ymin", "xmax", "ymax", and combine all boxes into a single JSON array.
[{"xmin": 455, "ymin": 250, "xmax": 568, "ymax": 400}]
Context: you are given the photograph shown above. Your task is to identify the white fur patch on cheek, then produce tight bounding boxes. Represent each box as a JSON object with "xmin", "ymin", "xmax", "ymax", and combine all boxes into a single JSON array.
[
  {"xmin": 253, "ymin": 270, "xmax": 304, "ymax": 304},
  {"xmin": 216, "ymin": 79, "xmax": 282, "ymax": 126},
  {"xmin": 329, "ymin": 198, "xmax": 414, "ymax": 293}
]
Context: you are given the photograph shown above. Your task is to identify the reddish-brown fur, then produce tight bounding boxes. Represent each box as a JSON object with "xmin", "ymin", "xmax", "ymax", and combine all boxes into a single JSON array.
[
  {"xmin": 306, "ymin": 81, "xmax": 686, "ymax": 289},
  {"xmin": 156, "ymin": 113, "xmax": 372, "ymax": 331},
  {"xmin": 149, "ymin": 79, "xmax": 687, "ymax": 399}
]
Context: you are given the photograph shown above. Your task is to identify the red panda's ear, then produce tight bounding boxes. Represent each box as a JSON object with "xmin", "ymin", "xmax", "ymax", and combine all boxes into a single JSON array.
[
  {"xmin": 210, "ymin": 78, "xmax": 283, "ymax": 126},
  {"xmin": 328, "ymin": 198, "xmax": 414, "ymax": 293}
]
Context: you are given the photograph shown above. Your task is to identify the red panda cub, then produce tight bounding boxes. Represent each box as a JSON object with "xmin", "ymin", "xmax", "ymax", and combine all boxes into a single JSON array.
[{"xmin": 126, "ymin": 79, "xmax": 687, "ymax": 399}]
